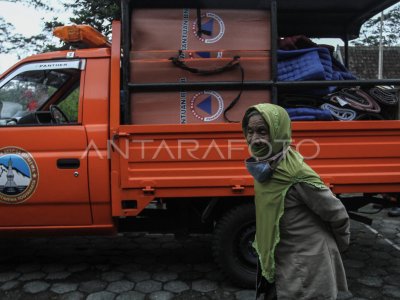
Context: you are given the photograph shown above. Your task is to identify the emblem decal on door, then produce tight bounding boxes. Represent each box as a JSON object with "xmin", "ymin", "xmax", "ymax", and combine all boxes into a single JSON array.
[{"xmin": 0, "ymin": 147, "xmax": 39, "ymax": 204}]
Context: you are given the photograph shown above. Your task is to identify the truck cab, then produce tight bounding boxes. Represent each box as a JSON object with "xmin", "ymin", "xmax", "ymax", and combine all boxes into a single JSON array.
[{"xmin": 0, "ymin": 49, "xmax": 113, "ymax": 232}]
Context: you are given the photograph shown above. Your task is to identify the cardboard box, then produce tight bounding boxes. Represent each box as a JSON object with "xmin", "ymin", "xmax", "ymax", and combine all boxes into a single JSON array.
[
  {"xmin": 131, "ymin": 9, "xmax": 271, "ymax": 51},
  {"xmin": 131, "ymin": 90, "xmax": 271, "ymax": 124}
]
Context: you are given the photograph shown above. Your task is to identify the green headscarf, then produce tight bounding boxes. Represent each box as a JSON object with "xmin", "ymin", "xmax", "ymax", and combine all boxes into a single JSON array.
[{"xmin": 242, "ymin": 103, "xmax": 327, "ymax": 283}]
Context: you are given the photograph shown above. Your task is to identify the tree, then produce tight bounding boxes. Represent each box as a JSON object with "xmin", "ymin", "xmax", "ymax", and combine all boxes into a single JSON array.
[
  {"xmin": 352, "ymin": 4, "xmax": 400, "ymax": 46},
  {"xmin": 1, "ymin": 0, "xmax": 119, "ymax": 58},
  {"xmin": 1, "ymin": 0, "xmax": 55, "ymax": 55},
  {"xmin": 0, "ymin": 16, "xmax": 22, "ymax": 53},
  {"xmin": 67, "ymin": 0, "xmax": 120, "ymax": 37}
]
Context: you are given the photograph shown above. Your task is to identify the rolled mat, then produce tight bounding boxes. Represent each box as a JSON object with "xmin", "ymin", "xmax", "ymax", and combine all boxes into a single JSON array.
[
  {"xmin": 320, "ymin": 103, "xmax": 357, "ymax": 121},
  {"xmin": 368, "ymin": 86, "xmax": 399, "ymax": 106},
  {"xmin": 329, "ymin": 88, "xmax": 381, "ymax": 113}
]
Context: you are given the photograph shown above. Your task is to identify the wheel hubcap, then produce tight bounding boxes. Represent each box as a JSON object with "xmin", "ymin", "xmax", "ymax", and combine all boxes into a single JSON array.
[{"xmin": 237, "ymin": 224, "xmax": 257, "ymax": 267}]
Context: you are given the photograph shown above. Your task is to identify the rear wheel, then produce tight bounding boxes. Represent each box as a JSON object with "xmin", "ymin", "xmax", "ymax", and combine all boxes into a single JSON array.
[{"xmin": 212, "ymin": 204, "xmax": 257, "ymax": 288}]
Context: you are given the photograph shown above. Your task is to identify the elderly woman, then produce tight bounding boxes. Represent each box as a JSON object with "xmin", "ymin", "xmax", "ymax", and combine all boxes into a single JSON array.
[{"xmin": 242, "ymin": 103, "xmax": 350, "ymax": 300}]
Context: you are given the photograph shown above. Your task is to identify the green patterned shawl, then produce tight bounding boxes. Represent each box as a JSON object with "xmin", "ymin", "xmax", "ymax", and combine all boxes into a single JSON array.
[{"xmin": 242, "ymin": 103, "xmax": 327, "ymax": 282}]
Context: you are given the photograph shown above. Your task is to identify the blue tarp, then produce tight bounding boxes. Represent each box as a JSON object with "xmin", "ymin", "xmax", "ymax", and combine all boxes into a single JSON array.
[{"xmin": 277, "ymin": 47, "xmax": 356, "ymax": 93}]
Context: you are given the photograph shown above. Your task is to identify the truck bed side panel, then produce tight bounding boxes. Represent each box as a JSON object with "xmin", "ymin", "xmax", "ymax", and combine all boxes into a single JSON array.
[{"xmin": 111, "ymin": 121, "xmax": 400, "ymax": 216}]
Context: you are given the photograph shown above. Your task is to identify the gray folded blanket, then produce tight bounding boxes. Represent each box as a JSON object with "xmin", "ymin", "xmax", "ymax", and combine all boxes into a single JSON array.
[{"xmin": 369, "ymin": 86, "xmax": 399, "ymax": 106}]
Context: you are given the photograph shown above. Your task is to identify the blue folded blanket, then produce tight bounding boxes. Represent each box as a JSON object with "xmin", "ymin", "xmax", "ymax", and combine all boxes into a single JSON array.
[
  {"xmin": 286, "ymin": 107, "xmax": 333, "ymax": 121},
  {"xmin": 278, "ymin": 47, "xmax": 356, "ymax": 93}
]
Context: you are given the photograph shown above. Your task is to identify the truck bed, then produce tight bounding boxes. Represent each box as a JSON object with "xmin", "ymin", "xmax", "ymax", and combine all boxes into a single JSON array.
[{"xmin": 111, "ymin": 121, "xmax": 400, "ymax": 216}]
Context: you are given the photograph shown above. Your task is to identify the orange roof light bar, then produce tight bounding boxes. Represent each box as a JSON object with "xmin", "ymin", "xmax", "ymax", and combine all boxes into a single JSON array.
[{"xmin": 53, "ymin": 25, "xmax": 111, "ymax": 48}]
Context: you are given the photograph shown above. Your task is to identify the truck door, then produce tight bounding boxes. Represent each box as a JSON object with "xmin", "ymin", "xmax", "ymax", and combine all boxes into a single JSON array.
[{"xmin": 0, "ymin": 59, "xmax": 92, "ymax": 227}]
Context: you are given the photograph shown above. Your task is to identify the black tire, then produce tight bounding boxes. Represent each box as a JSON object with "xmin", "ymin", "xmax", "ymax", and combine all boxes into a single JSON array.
[{"xmin": 212, "ymin": 203, "xmax": 257, "ymax": 288}]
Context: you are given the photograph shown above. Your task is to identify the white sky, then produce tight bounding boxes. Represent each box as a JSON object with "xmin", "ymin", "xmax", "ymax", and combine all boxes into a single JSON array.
[{"xmin": 0, "ymin": 1, "xmax": 72, "ymax": 74}]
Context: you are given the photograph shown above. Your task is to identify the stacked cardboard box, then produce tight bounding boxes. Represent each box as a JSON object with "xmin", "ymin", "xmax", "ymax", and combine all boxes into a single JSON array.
[{"xmin": 130, "ymin": 8, "xmax": 271, "ymax": 124}]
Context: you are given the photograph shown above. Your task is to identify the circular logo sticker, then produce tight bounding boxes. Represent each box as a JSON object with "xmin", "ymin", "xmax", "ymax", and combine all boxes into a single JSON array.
[
  {"xmin": 190, "ymin": 91, "xmax": 224, "ymax": 122},
  {"xmin": 192, "ymin": 12, "xmax": 225, "ymax": 44},
  {"xmin": 0, "ymin": 147, "xmax": 39, "ymax": 204}
]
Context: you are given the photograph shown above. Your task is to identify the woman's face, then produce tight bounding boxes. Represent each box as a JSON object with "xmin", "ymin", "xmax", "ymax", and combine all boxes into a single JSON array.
[{"xmin": 246, "ymin": 114, "xmax": 270, "ymax": 148}]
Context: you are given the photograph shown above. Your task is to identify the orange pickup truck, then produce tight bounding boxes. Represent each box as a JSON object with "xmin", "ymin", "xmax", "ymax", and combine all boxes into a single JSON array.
[{"xmin": 0, "ymin": 0, "xmax": 399, "ymax": 287}]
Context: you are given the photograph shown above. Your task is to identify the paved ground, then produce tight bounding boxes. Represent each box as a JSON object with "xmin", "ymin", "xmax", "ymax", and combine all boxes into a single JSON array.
[{"xmin": 0, "ymin": 209, "xmax": 399, "ymax": 300}]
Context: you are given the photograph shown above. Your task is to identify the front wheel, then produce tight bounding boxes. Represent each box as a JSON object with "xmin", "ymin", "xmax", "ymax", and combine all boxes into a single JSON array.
[{"xmin": 212, "ymin": 204, "xmax": 257, "ymax": 288}]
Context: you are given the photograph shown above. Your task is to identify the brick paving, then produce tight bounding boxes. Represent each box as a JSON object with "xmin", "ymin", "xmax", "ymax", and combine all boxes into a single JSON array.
[{"xmin": 0, "ymin": 209, "xmax": 399, "ymax": 299}]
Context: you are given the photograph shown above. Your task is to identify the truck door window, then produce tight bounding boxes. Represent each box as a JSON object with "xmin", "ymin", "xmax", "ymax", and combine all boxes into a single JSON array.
[
  {"xmin": 57, "ymin": 85, "xmax": 80, "ymax": 122},
  {"xmin": 0, "ymin": 63, "xmax": 82, "ymax": 126}
]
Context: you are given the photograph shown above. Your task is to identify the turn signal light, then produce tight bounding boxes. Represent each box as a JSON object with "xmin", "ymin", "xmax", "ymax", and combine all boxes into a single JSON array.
[{"xmin": 53, "ymin": 25, "xmax": 111, "ymax": 48}]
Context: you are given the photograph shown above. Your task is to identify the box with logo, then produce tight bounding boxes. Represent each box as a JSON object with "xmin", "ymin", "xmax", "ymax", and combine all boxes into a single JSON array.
[
  {"xmin": 130, "ymin": 90, "xmax": 271, "ymax": 124},
  {"xmin": 131, "ymin": 9, "xmax": 271, "ymax": 51}
]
